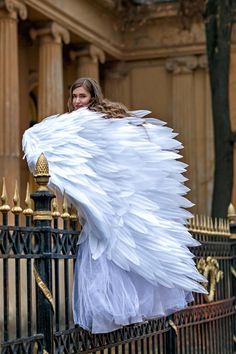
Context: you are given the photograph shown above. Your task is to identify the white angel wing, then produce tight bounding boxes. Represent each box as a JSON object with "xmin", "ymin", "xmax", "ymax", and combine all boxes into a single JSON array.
[{"xmin": 22, "ymin": 107, "xmax": 206, "ymax": 294}]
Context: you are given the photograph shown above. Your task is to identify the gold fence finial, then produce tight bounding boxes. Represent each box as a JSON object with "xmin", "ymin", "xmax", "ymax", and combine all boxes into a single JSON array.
[
  {"xmin": 11, "ymin": 180, "xmax": 23, "ymax": 214},
  {"xmin": 34, "ymin": 153, "xmax": 50, "ymax": 191},
  {"xmin": 188, "ymin": 214, "xmax": 231, "ymax": 237},
  {"xmin": 70, "ymin": 204, "xmax": 78, "ymax": 221},
  {"xmin": 0, "ymin": 177, "xmax": 10, "ymax": 213},
  {"xmin": 52, "ymin": 196, "xmax": 60, "ymax": 219},
  {"xmin": 23, "ymin": 182, "xmax": 33, "ymax": 216},
  {"xmin": 61, "ymin": 194, "xmax": 70, "ymax": 219},
  {"xmin": 227, "ymin": 202, "xmax": 236, "ymax": 224}
]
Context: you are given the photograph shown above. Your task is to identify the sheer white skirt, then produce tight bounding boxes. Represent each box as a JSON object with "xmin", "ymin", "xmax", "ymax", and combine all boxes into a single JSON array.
[{"xmin": 72, "ymin": 239, "xmax": 193, "ymax": 333}]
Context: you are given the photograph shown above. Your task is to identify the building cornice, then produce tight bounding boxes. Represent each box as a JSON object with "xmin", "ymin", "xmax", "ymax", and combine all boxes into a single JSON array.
[
  {"xmin": 23, "ymin": 0, "xmax": 209, "ymax": 61},
  {"xmin": 24, "ymin": 0, "xmax": 123, "ymax": 58}
]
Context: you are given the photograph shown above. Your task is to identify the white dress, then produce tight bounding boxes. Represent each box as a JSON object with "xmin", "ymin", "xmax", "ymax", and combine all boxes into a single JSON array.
[{"xmin": 22, "ymin": 107, "xmax": 207, "ymax": 333}]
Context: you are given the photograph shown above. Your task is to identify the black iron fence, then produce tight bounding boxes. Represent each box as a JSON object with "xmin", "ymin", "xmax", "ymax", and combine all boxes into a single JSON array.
[{"xmin": 0, "ymin": 155, "xmax": 236, "ymax": 353}]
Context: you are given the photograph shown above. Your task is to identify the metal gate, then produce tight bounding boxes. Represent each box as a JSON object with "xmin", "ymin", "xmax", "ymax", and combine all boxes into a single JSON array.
[{"xmin": 0, "ymin": 155, "xmax": 235, "ymax": 353}]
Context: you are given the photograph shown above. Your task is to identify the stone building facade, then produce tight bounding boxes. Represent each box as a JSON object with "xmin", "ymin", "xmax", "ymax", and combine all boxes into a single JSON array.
[{"xmin": 0, "ymin": 0, "xmax": 235, "ymax": 215}]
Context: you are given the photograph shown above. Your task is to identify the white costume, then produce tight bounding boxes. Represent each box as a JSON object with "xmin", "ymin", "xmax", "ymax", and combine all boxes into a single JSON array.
[{"xmin": 22, "ymin": 108, "xmax": 207, "ymax": 333}]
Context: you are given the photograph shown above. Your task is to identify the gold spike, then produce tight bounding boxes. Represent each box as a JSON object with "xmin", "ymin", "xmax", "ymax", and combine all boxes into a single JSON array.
[
  {"xmin": 210, "ymin": 217, "xmax": 214, "ymax": 232},
  {"xmin": 223, "ymin": 219, "xmax": 227, "ymax": 234},
  {"xmin": 196, "ymin": 214, "xmax": 200, "ymax": 230},
  {"xmin": 23, "ymin": 182, "xmax": 33, "ymax": 216},
  {"xmin": 227, "ymin": 203, "xmax": 236, "ymax": 224},
  {"xmin": 199, "ymin": 215, "xmax": 203, "ymax": 230},
  {"xmin": 206, "ymin": 216, "xmax": 209, "ymax": 232},
  {"xmin": 224, "ymin": 219, "xmax": 228, "ymax": 235},
  {"xmin": 34, "ymin": 153, "xmax": 50, "ymax": 191},
  {"xmin": 220, "ymin": 218, "xmax": 223, "ymax": 233},
  {"xmin": 61, "ymin": 194, "xmax": 70, "ymax": 219},
  {"xmin": 214, "ymin": 218, "xmax": 218, "ymax": 233},
  {"xmin": 222, "ymin": 219, "xmax": 225, "ymax": 234},
  {"xmin": 203, "ymin": 215, "xmax": 207, "ymax": 231},
  {"xmin": 227, "ymin": 219, "xmax": 231, "ymax": 235},
  {"xmin": 52, "ymin": 196, "xmax": 60, "ymax": 218},
  {"xmin": 203, "ymin": 215, "xmax": 206, "ymax": 232},
  {"xmin": 0, "ymin": 177, "xmax": 10, "ymax": 213},
  {"xmin": 191, "ymin": 215, "xmax": 195, "ymax": 230},
  {"xmin": 70, "ymin": 204, "xmax": 78, "ymax": 221},
  {"xmin": 218, "ymin": 218, "xmax": 221, "ymax": 232},
  {"xmin": 11, "ymin": 180, "xmax": 23, "ymax": 214},
  {"xmin": 190, "ymin": 216, "xmax": 193, "ymax": 228}
]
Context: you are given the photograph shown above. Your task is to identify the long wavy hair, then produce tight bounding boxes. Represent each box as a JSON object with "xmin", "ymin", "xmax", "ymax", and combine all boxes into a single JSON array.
[{"xmin": 67, "ymin": 77, "xmax": 131, "ymax": 118}]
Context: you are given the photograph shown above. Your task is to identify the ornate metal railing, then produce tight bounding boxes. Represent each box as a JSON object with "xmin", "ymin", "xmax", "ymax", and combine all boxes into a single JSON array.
[{"xmin": 0, "ymin": 154, "xmax": 235, "ymax": 354}]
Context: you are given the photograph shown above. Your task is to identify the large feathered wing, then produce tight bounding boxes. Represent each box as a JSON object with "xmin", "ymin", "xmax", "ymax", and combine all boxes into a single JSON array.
[{"xmin": 22, "ymin": 108, "xmax": 206, "ymax": 294}]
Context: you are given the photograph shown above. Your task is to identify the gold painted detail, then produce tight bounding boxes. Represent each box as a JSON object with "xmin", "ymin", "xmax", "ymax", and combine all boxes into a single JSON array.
[
  {"xmin": 33, "ymin": 210, "xmax": 52, "ymax": 221},
  {"xmin": 169, "ymin": 320, "xmax": 178, "ymax": 335},
  {"xmin": 230, "ymin": 266, "xmax": 236, "ymax": 278},
  {"xmin": 52, "ymin": 196, "xmax": 60, "ymax": 218},
  {"xmin": 61, "ymin": 194, "xmax": 70, "ymax": 219},
  {"xmin": 70, "ymin": 204, "xmax": 78, "ymax": 221},
  {"xmin": 188, "ymin": 215, "xmax": 231, "ymax": 237},
  {"xmin": 23, "ymin": 182, "xmax": 33, "ymax": 216},
  {"xmin": 34, "ymin": 153, "xmax": 50, "ymax": 191},
  {"xmin": 197, "ymin": 257, "xmax": 224, "ymax": 303},
  {"xmin": 33, "ymin": 342, "xmax": 49, "ymax": 354},
  {"xmin": 11, "ymin": 180, "xmax": 22, "ymax": 214},
  {"xmin": 227, "ymin": 203, "xmax": 236, "ymax": 224},
  {"xmin": 0, "ymin": 177, "xmax": 10, "ymax": 213},
  {"xmin": 33, "ymin": 263, "xmax": 54, "ymax": 312},
  {"xmin": 233, "ymin": 335, "xmax": 236, "ymax": 344}
]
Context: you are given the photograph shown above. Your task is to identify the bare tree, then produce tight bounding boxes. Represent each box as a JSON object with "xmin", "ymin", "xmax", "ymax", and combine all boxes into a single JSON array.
[
  {"xmin": 203, "ymin": 0, "xmax": 234, "ymax": 217},
  {"xmin": 179, "ymin": 0, "xmax": 235, "ymax": 217}
]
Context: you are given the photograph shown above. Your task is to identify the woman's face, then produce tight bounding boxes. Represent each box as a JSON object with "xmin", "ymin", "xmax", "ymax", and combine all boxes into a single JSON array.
[{"xmin": 72, "ymin": 86, "xmax": 92, "ymax": 110}]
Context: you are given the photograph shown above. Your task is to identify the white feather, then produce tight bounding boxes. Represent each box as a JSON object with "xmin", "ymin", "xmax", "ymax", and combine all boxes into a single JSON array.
[{"xmin": 22, "ymin": 108, "xmax": 207, "ymax": 294}]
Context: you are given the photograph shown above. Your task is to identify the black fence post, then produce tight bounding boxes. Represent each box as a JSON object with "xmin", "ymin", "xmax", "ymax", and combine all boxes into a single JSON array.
[
  {"xmin": 228, "ymin": 206, "xmax": 236, "ymax": 353},
  {"xmin": 31, "ymin": 153, "xmax": 55, "ymax": 354},
  {"xmin": 167, "ymin": 316, "xmax": 176, "ymax": 354}
]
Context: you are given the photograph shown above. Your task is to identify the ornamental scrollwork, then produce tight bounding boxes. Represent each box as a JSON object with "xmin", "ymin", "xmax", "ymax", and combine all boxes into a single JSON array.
[
  {"xmin": 197, "ymin": 256, "xmax": 223, "ymax": 303},
  {"xmin": 0, "ymin": 0, "xmax": 27, "ymax": 19}
]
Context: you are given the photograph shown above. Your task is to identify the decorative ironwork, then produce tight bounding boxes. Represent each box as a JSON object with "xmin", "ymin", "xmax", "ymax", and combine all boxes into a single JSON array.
[
  {"xmin": 0, "ymin": 163, "xmax": 236, "ymax": 354},
  {"xmin": 23, "ymin": 182, "xmax": 33, "ymax": 217},
  {"xmin": 188, "ymin": 215, "xmax": 231, "ymax": 236},
  {"xmin": 11, "ymin": 181, "xmax": 23, "ymax": 215},
  {"xmin": 54, "ymin": 317, "xmax": 170, "ymax": 353},
  {"xmin": 1, "ymin": 335, "xmax": 44, "ymax": 354},
  {"xmin": 197, "ymin": 256, "xmax": 224, "ymax": 303},
  {"xmin": 228, "ymin": 203, "xmax": 236, "ymax": 224},
  {"xmin": 231, "ymin": 266, "xmax": 236, "ymax": 278},
  {"xmin": 0, "ymin": 178, "xmax": 10, "ymax": 213},
  {"xmin": 34, "ymin": 153, "xmax": 50, "ymax": 191},
  {"xmin": 168, "ymin": 320, "xmax": 178, "ymax": 335},
  {"xmin": 33, "ymin": 263, "xmax": 55, "ymax": 312},
  {"xmin": 61, "ymin": 194, "xmax": 70, "ymax": 220}
]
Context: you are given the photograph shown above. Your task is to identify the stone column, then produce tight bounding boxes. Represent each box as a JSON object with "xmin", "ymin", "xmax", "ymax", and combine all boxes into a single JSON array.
[
  {"xmin": 70, "ymin": 44, "xmax": 105, "ymax": 82},
  {"xmin": 198, "ymin": 55, "xmax": 214, "ymax": 216},
  {"xmin": 0, "ymin": 0, "xmax": 27, "ymax": 198},
  {"xmin": 30, "ymin": 22, "xmax": 70, "ymax": 120},
  {"xmin": 103, "ymin": 62, "xmax": 131, "ymax": 106},
  {"xmin": 166, "ymin": 55, "xmax": 214, "ymax": 215}
]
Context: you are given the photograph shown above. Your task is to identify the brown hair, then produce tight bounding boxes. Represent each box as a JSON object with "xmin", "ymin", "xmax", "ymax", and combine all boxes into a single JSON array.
[{"xmin": 67, "ymin": 77, "xmax": 131, "ymax": 118}]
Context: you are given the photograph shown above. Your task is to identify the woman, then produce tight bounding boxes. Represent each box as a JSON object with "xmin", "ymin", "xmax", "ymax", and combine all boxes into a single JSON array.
[{"xmin": 23, "ymin": 77, "xmax": 207, "ymax": 334}]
